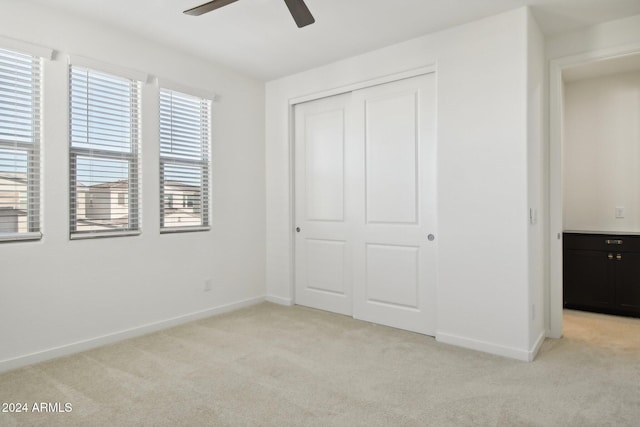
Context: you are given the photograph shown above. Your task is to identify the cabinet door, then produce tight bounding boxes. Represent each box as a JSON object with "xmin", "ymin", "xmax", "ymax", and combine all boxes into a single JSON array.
[
  {"xmin": 563, "ymin": 250, "xmax": 614, "ymax": 309},
  {"xmin": 615, "ymin": 252, "xmax": 640, "ymax": 314}
]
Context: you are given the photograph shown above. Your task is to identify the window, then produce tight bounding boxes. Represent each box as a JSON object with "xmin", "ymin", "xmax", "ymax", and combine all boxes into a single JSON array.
[
  {"xmin": 69, "ymin": 66, "xmax": 141, "ymax": 238},
  {"xmin": 0, "ymin": 47, "xmax": 41, "ymax": 241},
  {"xmin": 159, "ymin": 88, "xmax": 210, "ymax": 232}
]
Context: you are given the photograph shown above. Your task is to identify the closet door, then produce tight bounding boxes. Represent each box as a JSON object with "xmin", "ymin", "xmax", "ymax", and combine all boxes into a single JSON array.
[
  {"xmin": 351, "ymin": 74, "xmax": 437, "ymax": 335},
  {"xmin": 294, "ymin": 93, "xmax": 354, "ymax": 316},
  {"xmin": 294, "ymin": 73, "xmax": 437, "ymax": 335}
]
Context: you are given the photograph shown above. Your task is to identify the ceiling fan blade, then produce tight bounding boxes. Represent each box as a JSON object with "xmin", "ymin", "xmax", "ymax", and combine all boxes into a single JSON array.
[
  {"xmin": 184, "ymin": 0, "xmax": 240, "ymax": 16},
  {"xmin": 283, "ymin": 0, "xmax": 315, "ymax": 28}
]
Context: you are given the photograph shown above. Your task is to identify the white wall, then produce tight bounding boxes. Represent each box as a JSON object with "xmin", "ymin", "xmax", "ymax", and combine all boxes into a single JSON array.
[
  {"xmin": 266, "ymin": 8, "xmax": 541, "ymax": 360},
  {"xmin": 547, "ymin": 14, "xmax": 640, "ymax": 61},
  {"xmin": 0, "ymin": 0, "xmax": 266, "ymax": 371},
  {"xmin": 563, "ymin": 71, "xmax": 640, "ymax": 232},
  {"xmin": 527, "ymin": 12, "xmax": 546, "ymax": 352}
]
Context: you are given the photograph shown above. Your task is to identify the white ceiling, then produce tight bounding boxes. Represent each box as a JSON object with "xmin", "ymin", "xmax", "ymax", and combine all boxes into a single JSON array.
[{"xmin": 23, "ymin": 0, "xmax": 640, "ymax": 80}]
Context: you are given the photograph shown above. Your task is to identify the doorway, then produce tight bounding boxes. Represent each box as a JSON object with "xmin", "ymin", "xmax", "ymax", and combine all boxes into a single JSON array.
[
  {"xmin": 549, "ymin": 49, "xmax": 640, "ymax": 338},
  {"xmin": 293, "ymin": 73, "xmax": 437, "ymax": 335}
]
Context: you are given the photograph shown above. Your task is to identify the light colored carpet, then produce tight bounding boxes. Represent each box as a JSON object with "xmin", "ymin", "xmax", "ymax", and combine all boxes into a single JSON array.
[{"xmin": 1, "ymin": 303, "xmax": 639, "ymax": 426}]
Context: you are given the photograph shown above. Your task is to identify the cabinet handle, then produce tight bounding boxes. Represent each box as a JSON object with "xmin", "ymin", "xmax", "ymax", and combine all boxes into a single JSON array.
[
  {"xmin": 616, "ymin": 254, "xmax": 623, "ymax": 260},
  {"xmin": 608, "ymin": 253, "xmax": 614, "ymax": 260},
  {"xmin": 606, "ymin": 239, "xmax": 623, "ymax": 245}
]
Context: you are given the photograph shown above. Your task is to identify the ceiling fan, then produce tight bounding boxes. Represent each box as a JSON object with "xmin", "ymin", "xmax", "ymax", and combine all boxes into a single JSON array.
[{"xmin": 184, "ymin": 0, "xmax": 315, "ymax": 28}]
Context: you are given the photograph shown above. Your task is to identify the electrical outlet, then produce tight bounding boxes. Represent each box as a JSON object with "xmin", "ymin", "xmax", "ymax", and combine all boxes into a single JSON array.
[
  {"xmin": 204, "ymin": 278, "xmax": 212, "ymax": 292},
  {"xmin": 615, "ymin": 207, "xmax": 625, "ymax": 219}
]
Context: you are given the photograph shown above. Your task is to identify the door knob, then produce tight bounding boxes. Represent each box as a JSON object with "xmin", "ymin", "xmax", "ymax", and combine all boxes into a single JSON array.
[
  {"xmin": 427, "ymin": 234, "xmax": 435, "ymax": 241},
  {"xmin": 296, "ymin": 227, "xmax": 301, "ymax": 233}
]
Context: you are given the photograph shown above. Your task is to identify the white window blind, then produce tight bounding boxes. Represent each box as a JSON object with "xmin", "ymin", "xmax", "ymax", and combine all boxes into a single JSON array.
[
  {"xmin": 159, "ymin": 88, "xmax": 210, "ymax": 232},
  {"xmin": 69, "ymin": 66, "xmax": 141, "ymax": 238},
  {"xmin": 0, "ymin": 47, "xmax": 41, "ymax": 242}
]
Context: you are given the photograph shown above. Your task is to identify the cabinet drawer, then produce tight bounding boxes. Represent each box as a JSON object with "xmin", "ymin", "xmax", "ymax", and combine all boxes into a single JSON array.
[{"xmin": 563, "ymin": 233, "xmax": 640, "ymax": 252}]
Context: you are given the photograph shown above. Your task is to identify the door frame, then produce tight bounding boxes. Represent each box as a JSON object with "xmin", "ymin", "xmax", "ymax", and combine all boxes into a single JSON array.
[
  {"xmin": 287, "ymin": 65, "xmax": 436, "ymax": 307},
  {"xmin": 548, "ymin": 43, "xmax": 640, "ymax": 339}
]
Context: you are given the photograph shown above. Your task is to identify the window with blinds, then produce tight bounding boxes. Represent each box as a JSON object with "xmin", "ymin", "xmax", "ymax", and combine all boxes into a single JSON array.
[
  {"xmin": 0, "ymin": 47, "xmax": 41, "ymax": 241},
  {"xmin": 69, "ymin": 66, "xmax": 141, "ymax": 238},
  {"xmin": 159, "ymin": 88, "xmax": 210, "ymax": 232}
]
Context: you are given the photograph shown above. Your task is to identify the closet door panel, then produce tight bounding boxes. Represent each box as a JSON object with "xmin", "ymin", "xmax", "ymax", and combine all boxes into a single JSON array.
[
  {"xmin": 353, "ymin": 73, "xmax": 437, "ymax": 335},
  {"xmin": 294, "ymin": 93, "xmax": 353, "ymax": 315}
]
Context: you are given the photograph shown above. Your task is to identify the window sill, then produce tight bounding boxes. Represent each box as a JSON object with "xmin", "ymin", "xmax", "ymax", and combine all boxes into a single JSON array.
[
  {"xmin": 160, "ymin": 226, "xmax": 210, "ymax": 234},
  {"xmin": 0, "ymin": 232, "xmax": 43, "ymax": 243},
  {"xmin": 70, "ymin": 230, "xmax": 141, "ymax": 240}
]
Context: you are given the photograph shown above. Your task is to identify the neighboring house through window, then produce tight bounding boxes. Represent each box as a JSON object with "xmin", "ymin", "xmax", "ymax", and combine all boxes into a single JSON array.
[
  {"xmin": 159, "ymin": 88, "xmax": 211, "ymax": 232},
  {"xmin": 0, "ymin": 47, "xmax": 42, "ymax": 241}
]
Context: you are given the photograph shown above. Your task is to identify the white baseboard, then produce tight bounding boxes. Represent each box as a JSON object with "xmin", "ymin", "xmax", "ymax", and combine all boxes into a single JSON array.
[
  {"xmin": 266, "ymin": 295, "xmax": 294, "ymax": 306},
  {"xmin": 529, "ymin": 331, "xmax": 546, "ymax": 361},
  {"xmin": 0, "ymin": 296, "xmax": 265, "ymax": 374},
  {"xmin": 436, "ymin": 331, "xmax": 538, "ymax": 362}
]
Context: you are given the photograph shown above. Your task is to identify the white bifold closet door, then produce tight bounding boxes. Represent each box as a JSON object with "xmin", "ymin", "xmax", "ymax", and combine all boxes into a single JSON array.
[{"xmin": 294, "ymin": 73, "xmax": 436, "ymax": 335}]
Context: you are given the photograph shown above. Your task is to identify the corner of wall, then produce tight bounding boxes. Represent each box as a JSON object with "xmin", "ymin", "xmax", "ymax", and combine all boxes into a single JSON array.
[{"xmin": 525, "ymin": 2, "xmax": 547, "ymax": 350}]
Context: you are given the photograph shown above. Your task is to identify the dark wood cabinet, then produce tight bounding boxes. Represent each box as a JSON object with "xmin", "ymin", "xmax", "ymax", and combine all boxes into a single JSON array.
[
  {"xmin": 615, "ymin": 252, "xmax": 640, "ymax": 313},
  {"xmin": 564, "ymin": 232, "xmax": 640, "ymax": 317}
]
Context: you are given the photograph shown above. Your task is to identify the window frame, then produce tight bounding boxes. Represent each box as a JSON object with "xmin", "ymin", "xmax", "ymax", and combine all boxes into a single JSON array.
[
  {"xmin": 68, "ymin": 63, "xmax": 143, "ymax": 240},
  {"xmin": 159, "ymin": 87, "xmax": 212, "ymax": 234},
  {"xmin": 0, "ymin": 45, "xmax": 46, "ymax": 242}
]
